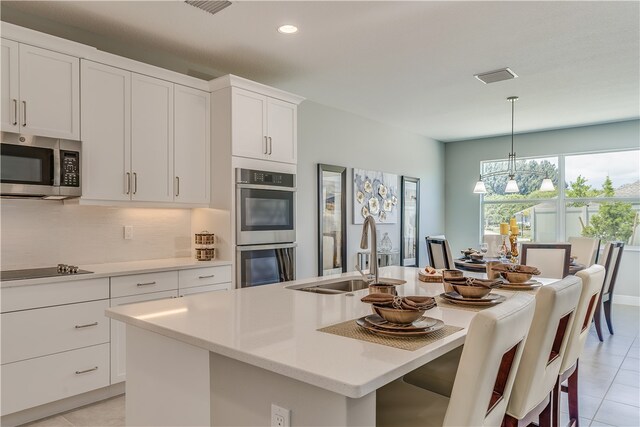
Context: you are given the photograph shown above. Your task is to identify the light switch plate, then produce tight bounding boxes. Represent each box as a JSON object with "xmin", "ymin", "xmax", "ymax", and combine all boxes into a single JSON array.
[{"xmin": 124, "ymin": 226, "xmax": 133, "ymax": 240}]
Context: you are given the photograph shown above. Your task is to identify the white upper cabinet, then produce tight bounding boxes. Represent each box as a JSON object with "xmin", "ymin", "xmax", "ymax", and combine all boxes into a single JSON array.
[
  {"xmin": 231, "ymin": 88, "xmax": 268, "ymax": 160},
  {"xmin": 174, "ymin": 85, "xmax": 210, "ymax": 204},
  {"xmin": 266, "ymin": 97, "xmax": 297, "ymax": 164},
  {"xmin": 130, "ymin": 74, "xmax": 174, "ymax": 202},
  {"xmin": 0, "ymin": 40, "xmax": 80, "ymax": 139},
  {"xmin": 1, "ymin": 39, "xmax": 19, "ymax": 132},
  {"xmin": 81, "ymin": 61, "xmax": 131, "ymax": 201},
  {"xmin": 226, "ymin": 84, "xmax": 299, "ymax": 164},
  {"xmin": 18, "ymin": 43, "xmax": 80, "ymax": 139},
  {"xmin": 80, "ymin": 61, "xmax": 210, "ymax": 206}
]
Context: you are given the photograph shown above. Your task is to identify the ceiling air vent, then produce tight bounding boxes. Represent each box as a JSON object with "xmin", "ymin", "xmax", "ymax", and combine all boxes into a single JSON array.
[
  {"xmin": 474, "ymin": 68, "xmax": 518, "ymax": 84},
  {"xmin": 184, "ymin": 1, "xmax": 232, "ymax": 16}
]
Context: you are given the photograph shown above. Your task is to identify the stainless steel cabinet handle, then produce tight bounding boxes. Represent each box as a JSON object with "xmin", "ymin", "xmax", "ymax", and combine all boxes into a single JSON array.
[
  {"xmin": 12, "ymin": 99, "xmax": 17, "ymax": 125},
  {"xmin": 264, "ymin": 136, "xmax": 268, "ymax": 154},
  {"xmin": 75, "ymin": 322, "xmax": 98, "ymax": 329},
  {"xmin": 75, "ymin": 366, "xmax": 99, "ymax": 375},
  {"xmin": 137, "ymin": 281, "xmax": 156, "ymax": 287},
  {"xmin": 133, "ymin": 172, "xmax": 137, "ymax": 194},
  {"xmin": 268, "ymin": 137, "xmax": 273, "ymax": 155},
  {"xmin": 175, "ymin": 176, "xmax": 180, "ymax": 197},
  {"xmin": 22, "ymin": 101, "xmax": 26, "ymax": 127},
  {"xmin": 198, "ymin": 274, "xmax": 215, "ymax": 279},
  {"xmin": 126, "ymin": 172, "xmax": 131, "ymax": 195}
]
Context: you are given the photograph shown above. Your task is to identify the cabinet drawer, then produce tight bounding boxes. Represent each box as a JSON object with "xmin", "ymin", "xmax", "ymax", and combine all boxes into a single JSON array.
[
  {"xmin": 1, "ymin": 300, "xmax": 109, "ymax": 365},
  {"xmin": 1, "ymin": 278, "xmax": 109, "ymax": 313},
  {"xmin": 110, "ymin": 271, "xmax": 178, "ymax": 298},
  {"xmin": 179, "ymin": 283, "xmax": 229, "ymax": 297},
  {"xmin": 1, "ymin": 343, "xmax": 109, "ymax": 416},
  {"xmin": 178, "ymin": 266, "xmax": 232, "ymax": 289}
]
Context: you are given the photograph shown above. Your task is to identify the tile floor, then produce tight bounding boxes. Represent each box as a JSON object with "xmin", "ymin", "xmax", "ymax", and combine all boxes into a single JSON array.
[{"xmin": 23, "ymin": 305, "xmax": 640, "ymax": 427}]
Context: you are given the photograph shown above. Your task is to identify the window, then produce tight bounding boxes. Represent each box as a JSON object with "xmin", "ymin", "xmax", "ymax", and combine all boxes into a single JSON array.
[
  {"xmin": 565, "ymin": 151, "xmax": 640, "ymax": 245},
  {"xmin": 481, "ymin": 156, "xmax": 559, "ymax": 243},
  {"xmin": 480, "ymin": 149, "xmax": 640, "ymax": 247}
]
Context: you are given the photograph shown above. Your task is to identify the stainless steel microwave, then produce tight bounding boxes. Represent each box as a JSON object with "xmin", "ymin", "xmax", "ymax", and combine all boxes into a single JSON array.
[{"xmin": 1, "ymin": 132, "xmax": 81, "ymax": 199}]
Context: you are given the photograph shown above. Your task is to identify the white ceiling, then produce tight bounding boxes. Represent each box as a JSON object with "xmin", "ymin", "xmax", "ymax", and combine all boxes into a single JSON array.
[{"xmin": 3, "ymin": 1, "xmax": 639, "ymax": 141}]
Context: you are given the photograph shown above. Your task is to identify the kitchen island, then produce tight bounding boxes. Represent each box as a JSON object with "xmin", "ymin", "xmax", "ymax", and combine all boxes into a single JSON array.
[{"xmin": 105, "ymin": 266, "xmax": 551, "ymax": 426}]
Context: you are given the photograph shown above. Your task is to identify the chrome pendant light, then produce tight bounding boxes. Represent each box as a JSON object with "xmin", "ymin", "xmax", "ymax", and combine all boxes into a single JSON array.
[{"xmin": 473, "ymin": 96, "xmax": 555, "ymax": 194}]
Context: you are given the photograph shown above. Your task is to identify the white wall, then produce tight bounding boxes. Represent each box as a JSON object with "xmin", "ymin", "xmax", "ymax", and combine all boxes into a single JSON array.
[
  {"xmin": 297, "ymin": 101, "xmax": 445, "ymax": 279},
  {"xmin": 0, "ymin": 199, "xmax": 192, "ymax": 269},
  {"xmin": 444, "ymin": 119, "xmax": 640, "ymax": 301}
]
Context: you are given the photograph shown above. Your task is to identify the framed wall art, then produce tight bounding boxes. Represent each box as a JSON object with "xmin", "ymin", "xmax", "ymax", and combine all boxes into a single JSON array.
[{"xmin": 353, "ymin": 168, "xmax": 399, "ymax": 224}]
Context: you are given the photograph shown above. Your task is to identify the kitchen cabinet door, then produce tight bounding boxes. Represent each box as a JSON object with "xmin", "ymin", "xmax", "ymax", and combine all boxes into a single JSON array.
[
  {"xmin": 1, "ymin": 39, "xmax": 19, "ymax": 132},
  {"xmin": 231, "ymin": 87, "xmax": 267, "ymax": 160},
  {"xmin": 19, "ymin": 44, "xmax": 80, "ymax": 139},
  {"xmin": 81, "ymin": 61, "xmax": 132, "ymax": 201},
  {"xmin": 266, "ymin": 97, "xmax": 297, "ymax": 164},
  {"xmin": 131, "ymin": 73, "xmax": 174, "ymax": 202},
  {"xmin": 174, "ymin": 85, "xmax": 210, "ymax": 204},
  {"xmin": 110, "ymin": 290, "xmax": 178, "ymax": 384}
]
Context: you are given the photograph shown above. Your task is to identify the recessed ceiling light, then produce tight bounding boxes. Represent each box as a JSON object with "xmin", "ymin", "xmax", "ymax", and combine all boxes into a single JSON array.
[{"xmin": 278, "ymin": 25, "xmax": 298, "ymax": 34}]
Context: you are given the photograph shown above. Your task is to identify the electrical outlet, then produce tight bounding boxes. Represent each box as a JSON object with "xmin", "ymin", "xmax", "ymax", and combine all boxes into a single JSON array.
[
  {"xmin": 124, "ymin": 226, "xmax": 133, "ymax": 240},
  {"xmin": 271, "ymin": 404, "xmax": 290, "ymax": 427}
]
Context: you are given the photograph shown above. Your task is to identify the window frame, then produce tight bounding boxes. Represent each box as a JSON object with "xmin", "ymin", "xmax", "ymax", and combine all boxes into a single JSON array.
[{"xmin": 479, "ymin": 148, "xmax": 640, "ymax": 250}]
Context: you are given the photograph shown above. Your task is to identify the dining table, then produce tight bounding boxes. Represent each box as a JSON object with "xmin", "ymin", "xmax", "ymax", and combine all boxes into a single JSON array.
[{"xmin": 454, "ymin": 257, "xmax": 586, "ymax": 275}]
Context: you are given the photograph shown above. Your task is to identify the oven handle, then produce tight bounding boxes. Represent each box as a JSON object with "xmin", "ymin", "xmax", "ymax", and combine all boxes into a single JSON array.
[
  {"xmin": 236, "ymin": 243, "xmax": 297, "ymax": 252},
  {"xmin": 236, "ymin": 183, "xmax": 296, "ymax": 192}
]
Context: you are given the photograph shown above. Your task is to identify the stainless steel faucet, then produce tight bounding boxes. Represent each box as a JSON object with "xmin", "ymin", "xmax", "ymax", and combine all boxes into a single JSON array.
[{"xmin": 357, "ymin": 215, "xmax": 379, "ymax": 284}]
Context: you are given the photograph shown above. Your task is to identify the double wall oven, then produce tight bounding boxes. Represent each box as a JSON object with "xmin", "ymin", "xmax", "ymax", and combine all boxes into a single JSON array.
[{"xmin": 236, "ymin": 168, "xmax": 296, "ymax": 288}]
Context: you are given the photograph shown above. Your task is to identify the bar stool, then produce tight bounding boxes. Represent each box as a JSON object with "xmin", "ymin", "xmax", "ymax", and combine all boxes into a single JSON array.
[
  {"xmin": 552, "ymin": 265, "xmax": 605, "ymax": 427},
  {"xmin": 377, "ymin": 293, "xmax": 536, "ymax": 427},
  {"xmin": 503, "ymin": 276, "xmax": 582, "ymax": 427}
]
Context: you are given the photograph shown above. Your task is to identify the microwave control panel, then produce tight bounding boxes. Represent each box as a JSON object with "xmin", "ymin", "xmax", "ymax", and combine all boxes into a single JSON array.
[
  {"xmin": 237, "ymin": 168, "xmax": 295, "ymax": 188},
  {"xmin": 60, "ymin": 150, "xmax": 80, "ymax": 187}
]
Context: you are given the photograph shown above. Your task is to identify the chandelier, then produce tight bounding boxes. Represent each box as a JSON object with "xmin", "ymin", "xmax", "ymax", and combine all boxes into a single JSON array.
[{"xmin": 473, "ymin": 96, "xmax": 555, "ymax": 194}]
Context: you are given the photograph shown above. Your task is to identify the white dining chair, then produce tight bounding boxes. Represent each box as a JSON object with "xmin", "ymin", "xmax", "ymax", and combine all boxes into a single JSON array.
[
  {"xmin": 520, "ymin": 243, "xmax": 572, "ymax": 279},
  {"xmin": 426, "ymin": 236, "xmax": 455, "ymax": 269},
  {"xmin": 552, "ymin": 265, "xmax": 605, "ymax": 427},
  {"xmin": 568, "ymin": 236, "xmax": 600, "ymax": 267},
  {"xmin": 377, "ymin": 293, "xmax": 536, "ymax": 427},
  {"xmin": 503, "ymin": 276, "xmax": 582, "ymax": 427}
]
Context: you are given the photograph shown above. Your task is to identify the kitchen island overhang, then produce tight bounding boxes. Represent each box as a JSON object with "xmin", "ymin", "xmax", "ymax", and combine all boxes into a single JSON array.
[{"xmin": 105, "ymin": 266, "xmax": 485, "ymax": 426}]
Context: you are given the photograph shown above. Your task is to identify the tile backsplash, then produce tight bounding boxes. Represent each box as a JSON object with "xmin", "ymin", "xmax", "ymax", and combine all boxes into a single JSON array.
[{"xmin": 0, "ymin": 199, "xmax": 192, "ymax": 269}]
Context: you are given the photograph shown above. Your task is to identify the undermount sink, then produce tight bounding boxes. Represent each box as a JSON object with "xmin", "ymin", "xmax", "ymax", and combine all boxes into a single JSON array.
[{"xmin": 287, "ymin": 277, "xmax": 406, "ymax": 295}]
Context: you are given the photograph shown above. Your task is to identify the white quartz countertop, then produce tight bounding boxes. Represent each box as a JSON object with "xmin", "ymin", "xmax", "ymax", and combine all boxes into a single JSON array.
[
  {"xmin": 0, "ymin": 257, "xmax": 232, "ymax": 288},
  {"xmin": 106, "ymin": 266, "xmax": 534, "ymax": 398}
]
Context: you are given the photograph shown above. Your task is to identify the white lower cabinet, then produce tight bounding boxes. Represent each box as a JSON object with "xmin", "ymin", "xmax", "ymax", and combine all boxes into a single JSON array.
[
  {"xmin": 1, "ymin": 343, "xmax": 109, "ymax": 416},
  {"xmin": 177, "ymin": 265, "xmax": 232, "ymax": 289},
  {"xmin": 110, "ymin": 270, "xmax": 178, "ymax": 298},
  {"xmin": 179, "ymin": 283, "xmax": 228, "ymax": 297},
  {"xmin": 1, "ymin": 299, "xmax": 109, "ymax": 365},
  {"xmin": 109, "ymin": 290, "xmax": 178, "ymax": 384},
  {"xmin": 0, "ymin": 264, "xmax": 231, "ymax": 416}
]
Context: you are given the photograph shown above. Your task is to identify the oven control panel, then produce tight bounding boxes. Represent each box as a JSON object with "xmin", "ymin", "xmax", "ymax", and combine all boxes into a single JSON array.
[
  {"xmin": 60, "ymin": 150, "xmax": 80, "ymax": 187},
  {"xmin": 237, "ymin": 168, "xmax": 295, "ymax": 188}
]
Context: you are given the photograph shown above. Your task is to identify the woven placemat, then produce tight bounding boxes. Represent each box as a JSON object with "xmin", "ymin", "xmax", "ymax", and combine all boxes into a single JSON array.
[{"xmin": 318, "ymin": 319, "xmax": 463, "ymax": 351}]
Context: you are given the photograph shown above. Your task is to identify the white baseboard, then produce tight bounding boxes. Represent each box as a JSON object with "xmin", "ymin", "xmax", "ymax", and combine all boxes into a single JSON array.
[{"xmin": 613, "ymin": 295, "xmax": 640, "ymax": 306}]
